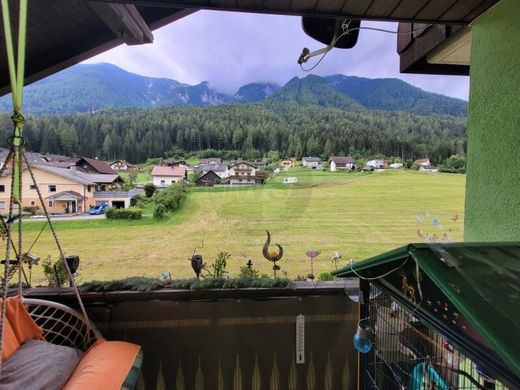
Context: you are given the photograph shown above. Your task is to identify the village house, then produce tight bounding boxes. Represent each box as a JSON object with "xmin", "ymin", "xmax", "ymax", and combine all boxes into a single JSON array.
[
  {"xmin": 228, "ymin": 162, "xmax": 265, "ymax": 185},
  {"xmin": 195, "ymin": 171, "xmax": 221, "ymax": 187},
  {"xmin": 0, "ymin": 164, "xmax": 128, "ymax": 214},
  {"xmin": 151, "ymin": 165, "xmax": 187, "ymax": 188},
  {"xmin": 366, "ymin": 159, "xmax": 387, "ymax": 169},
  {"xmin": 199, "ymin": 157, "xmax": 222, "ymax": 165},
  {"xmin": 414, "ymin": 158, "xmax": 432, "ymax": 167},
  {"xmin": 76, "ymin": 157, "xmax": 117, "ymax": 174},
  {"xmin": 329, "ymin": 156, "xmax": 356, "ymax": 171},
  {"xmin": 281, "ymin": 158, "xmax": 295, "ymax": 168},
  {"xmin": 110, "ymin": 160, "xmax": 134, "ymax": 172},
  {"xmin": 194, "ymin": 162, "xmax": 229, "ymax": 179},
  {"xmin": 301, "ymin": 157, "xmax": 322, "ymax": 169}
]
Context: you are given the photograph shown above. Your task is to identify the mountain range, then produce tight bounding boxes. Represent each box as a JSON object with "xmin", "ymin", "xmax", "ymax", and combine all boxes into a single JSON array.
[{"xmin": 0, "ymin": 63, "xmax": 467, "ymax": 117}]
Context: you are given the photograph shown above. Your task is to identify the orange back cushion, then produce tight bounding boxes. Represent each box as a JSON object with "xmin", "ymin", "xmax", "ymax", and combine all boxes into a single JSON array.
[
  {"xmin": 0, "ymin": 297, "xmax": 44, "ymax": 361},
  {"xmin": 63, "ymin": 339, "xmax": 140, "ymax": 390}
]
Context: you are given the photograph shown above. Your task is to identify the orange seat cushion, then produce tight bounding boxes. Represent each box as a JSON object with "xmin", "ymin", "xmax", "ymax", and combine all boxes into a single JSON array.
[
  {"xmin": 63, "ymin": 339, "xmax": 140, "ymax": 390},
  {"xmin": 0, "ymin": 297, "xmax": 44, "ymax": 361}
]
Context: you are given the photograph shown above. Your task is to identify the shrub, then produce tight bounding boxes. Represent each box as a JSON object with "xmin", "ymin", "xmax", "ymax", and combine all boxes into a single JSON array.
[
  {"xmin": 205, "ymin": 251, "xmax": 230, "ymax": 278},
  {"xmin": 153, "ymin": 203, "xmax": 167, "ymax": 219},
  {"xmin": 23, "ymin": 206, "xmax": 39, "ymax": 215},
  {"xmin": 318, "ymin": 272, "xmax": 336, "ymax": 281},
  {"xmin": 144, "ymin": 183, "xmax": 156, "ymax": 198},
  {"xmin": 239, "ymin": 264, "xmax": 259, "ymax": 278},
  {"xmin": 130, "ymin": 194, "xmax": 145, "ymax": 207},
  {"xmin": 105, "ymin": 207, "xmax": 142, "ymax": 220},
  {"xmin": 155, "ymin": 183, "xmax": 185, "ymax": 212},
  {"xmin": 42, "ymin": 256, "xmax": 69, "ymax": 287}
]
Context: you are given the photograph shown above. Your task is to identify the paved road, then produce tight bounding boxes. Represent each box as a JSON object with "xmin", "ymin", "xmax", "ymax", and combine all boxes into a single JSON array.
[{"xmin": 24, "ymin": 214, "xmax": 106, "ymax": 222}]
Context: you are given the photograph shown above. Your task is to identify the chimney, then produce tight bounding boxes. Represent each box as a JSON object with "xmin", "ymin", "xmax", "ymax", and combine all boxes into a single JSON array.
[{"xmin": 69, "ymin": 164, "xmax": 77, "ymax": 173}]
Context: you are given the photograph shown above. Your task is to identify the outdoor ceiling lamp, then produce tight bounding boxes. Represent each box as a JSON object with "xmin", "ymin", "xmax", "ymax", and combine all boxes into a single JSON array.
[{"xmin": 298, "ymin": 17, "xmax": 361, "ymax": 64}]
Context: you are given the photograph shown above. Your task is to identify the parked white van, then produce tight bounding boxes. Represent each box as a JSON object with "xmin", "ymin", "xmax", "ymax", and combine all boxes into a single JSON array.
[{"xmin": 282, "ymin": 177, "xmax": 298, "ymax": 184}]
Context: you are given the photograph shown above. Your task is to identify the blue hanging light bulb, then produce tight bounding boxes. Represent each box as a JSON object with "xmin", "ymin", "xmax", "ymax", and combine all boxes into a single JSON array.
[{"xmin": 353, "ymin": 323, "xmax": 372, "ymax": 353}]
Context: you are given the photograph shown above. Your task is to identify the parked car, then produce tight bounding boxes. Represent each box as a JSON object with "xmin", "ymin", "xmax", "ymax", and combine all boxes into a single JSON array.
[{"xmin": 89, "ymin": 203, "xmax": 109, "ymax": 215}]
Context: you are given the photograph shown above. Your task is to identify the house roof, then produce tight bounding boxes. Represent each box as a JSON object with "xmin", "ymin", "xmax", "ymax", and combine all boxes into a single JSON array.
[
  {"xmin": 199, "ymin": 158, "xmax": 222, "ymax": 165},
  {"xmin": 195, "ymin": 170, "xmax": 221, "ymax": 183},
  {"xmin": 46, "ymin": 190, "xmax": 86, "ymax": 200},
  {"xmin": 330, "ymin": 156, "xmax": 355, "ymax": 164},
  {"xmin": 333, "ymin": 242, "xmax": 520, "ymax": 384},
  {"xmin": 33, "ymin": 164, "xmax": 121, "ymax": 185},
  {"xmin": 229, "ymin": 161, "xmax": 256, "ymax": 169},
  {"xmin": 302, "ymin": 157, "xmax": 321, "ymax": 162},
  {"xmin": 195, "ymin": 163, "xmax": 228, "ymax": 173},
  {"xmin": 76, "ymin": 157, "xmax": 116, "ymax": 174},
  {"xmin": 151, "ymin": 165, "xmax": 187, "ymax": 177},
  {"xmin": 111, "ymin": 160, "xmax": 133, "ymax": 166},
  {"xmin": 33, "ymin": 164, "xmax": 95, "ymax": 185},
  {"xmin": 414, "ymin": 158, "xmax": 431, "ymax": 164}
]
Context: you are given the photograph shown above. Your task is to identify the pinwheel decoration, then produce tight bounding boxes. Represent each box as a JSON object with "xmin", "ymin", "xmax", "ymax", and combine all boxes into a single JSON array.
[{"xmin": 306, "ymin": 250, "xmax": 320, "ymax": 280}]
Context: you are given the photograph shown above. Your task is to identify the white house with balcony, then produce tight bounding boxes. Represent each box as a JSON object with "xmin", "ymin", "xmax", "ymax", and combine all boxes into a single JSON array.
[
  {"xmin": 330, "ymin": 156, "xmax": 356, "ymax": 171},
  {"xmin": 228, "ymin": 162, "xmax": 265, "ymax": 185}
]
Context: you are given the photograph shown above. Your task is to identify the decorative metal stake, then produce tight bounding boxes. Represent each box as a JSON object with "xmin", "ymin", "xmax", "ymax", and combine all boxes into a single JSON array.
[
  {"xmin": 262, "ymin": 230, "xmax": 284, "ymax": 278},
  {"xmin": 306, "ymin": 251, "xmax": 320, "ymax": 280}
]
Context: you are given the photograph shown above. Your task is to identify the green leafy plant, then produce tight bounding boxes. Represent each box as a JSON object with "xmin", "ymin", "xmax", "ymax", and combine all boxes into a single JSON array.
[
  {"xmin": 41, "ymin": 256, "xmax": 68, "ymax": 287},
  {"xmin": 318, "ymin": 272, "xmax": 336, "ymax": 281},
  {"xmin": 153, "ymin": 203, "xmax": 167, "ymax": 219},
  {"xmin": 144, "ymin": 183, "xmax": 157, "ymax": 198},
  {"xmin": 239, "ymin": 261, "xmax": 259, "ymax": 278},
  {"xmin": 22, "ymin": 206, "xmax": 39, "ymax": 215},
  {"xmin": 205, "ymin": 251, "xmax": 230, "ymax": 278},
  {"xmin": 154, "ymin": 182, "xmax": 185, "ymax": 212}
]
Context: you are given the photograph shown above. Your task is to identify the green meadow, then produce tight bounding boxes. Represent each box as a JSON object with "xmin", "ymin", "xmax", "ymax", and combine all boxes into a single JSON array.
[{"xmin": 18, "ymin": 169, "xmax": 465, "ymax": 283}]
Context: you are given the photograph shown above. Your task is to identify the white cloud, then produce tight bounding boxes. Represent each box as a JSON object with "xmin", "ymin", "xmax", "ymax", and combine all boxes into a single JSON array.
[{"xmin": 84, "ymin": 11, "xmax": 469, "ymax": 100}]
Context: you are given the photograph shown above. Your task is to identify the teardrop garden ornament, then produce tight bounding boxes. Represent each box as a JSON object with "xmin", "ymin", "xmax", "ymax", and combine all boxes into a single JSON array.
[{"xmin": 263, "ymin": 230, "xmax": 284, "ymax": 278}]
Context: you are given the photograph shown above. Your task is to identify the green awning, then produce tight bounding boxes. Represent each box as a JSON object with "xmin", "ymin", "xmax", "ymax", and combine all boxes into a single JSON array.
[{"xmin": 332, "ymin": 242, "xmax": 520, "ymax": 381}]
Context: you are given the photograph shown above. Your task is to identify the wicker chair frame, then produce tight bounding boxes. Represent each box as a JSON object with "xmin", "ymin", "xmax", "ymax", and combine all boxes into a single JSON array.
[{"xmin": 23, "ymin": 298, "xmax": 101, "ymax": 352}]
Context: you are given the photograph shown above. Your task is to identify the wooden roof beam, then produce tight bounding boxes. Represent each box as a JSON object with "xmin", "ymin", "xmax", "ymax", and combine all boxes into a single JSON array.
[{"xmin": 87, "ymin": 2, "xmax": 154, "ymax": 45}]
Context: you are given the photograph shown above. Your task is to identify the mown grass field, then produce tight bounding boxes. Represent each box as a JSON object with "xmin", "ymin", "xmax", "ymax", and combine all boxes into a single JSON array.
[{"xmin": 18, "ymin": 169, "xmax": 465, "ymax": 284}]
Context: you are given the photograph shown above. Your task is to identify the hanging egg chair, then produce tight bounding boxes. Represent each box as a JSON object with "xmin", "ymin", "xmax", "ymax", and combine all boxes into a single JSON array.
[{"xmin": 0, "ymin": 1, "xmax": 142, "ymax": 388}]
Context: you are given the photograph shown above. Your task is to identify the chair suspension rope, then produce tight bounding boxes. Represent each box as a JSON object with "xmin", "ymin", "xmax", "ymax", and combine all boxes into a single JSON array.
[
  {"xmin": 24, "ymin": 155, "xmax": 91, "ymax": 326},
  {"xmin": 0, "ymin": 156, "xmax": 20, "ymax": 369}
]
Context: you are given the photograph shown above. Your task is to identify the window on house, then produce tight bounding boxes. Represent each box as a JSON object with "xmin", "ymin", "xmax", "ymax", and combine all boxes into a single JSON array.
[
  {"xmin": 48, "ymin": 201, "xmax": 54, "ymax": 207},
  {"xmin": 171, "ymin": 180, "xmax": 175, "ymax": 184},
  {"xmin": 30, "ymin": 201, "xmax": 35, "ymax": 206},
  {"xmin": 30, "ymin": 184, "xmax": 36, "ymax": 190},
  {"xmin": 87, "ymin": 186, "xmax": 92, "ymax": 192},
  {"xmin": 0, "ymin": 201, "xmax": 5, "ymax": 209},
  {"xmin": 48, "ymin": 185, "xmax": 56, "ymax": 192},
  {"xmin": 0, "ymin": 185, "xmax": 4, "ymax": 192},
  {"xmin": 160, "ymin": 180, "xmax": 165, "ymax": 186}
]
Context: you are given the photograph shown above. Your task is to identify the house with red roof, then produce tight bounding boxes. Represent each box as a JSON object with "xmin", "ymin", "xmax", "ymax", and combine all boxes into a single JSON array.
[{"xmin": 151, "ymin": 166, "xmax": 187, "ymax": 188}]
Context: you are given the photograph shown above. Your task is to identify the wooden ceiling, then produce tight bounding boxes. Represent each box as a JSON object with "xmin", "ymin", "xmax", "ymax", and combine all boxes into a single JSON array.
[
  {"xmin": 91, "ymin": 0, "xmax": 500, "ymax": 24},
  {"xmin": 0, "ymin": 0, "xmax": 500, "ymax": 96}
]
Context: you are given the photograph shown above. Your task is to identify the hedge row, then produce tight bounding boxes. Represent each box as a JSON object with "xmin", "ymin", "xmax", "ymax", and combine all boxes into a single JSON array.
[{"xmin": 105, "ymin": 207, "xmax": 142, "ymax": 220}]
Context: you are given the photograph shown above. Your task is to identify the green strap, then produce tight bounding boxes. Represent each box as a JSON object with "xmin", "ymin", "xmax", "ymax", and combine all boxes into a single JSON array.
[{"xmin": 1, "ymin": 0, "xmax": 28, "ymax": 204}]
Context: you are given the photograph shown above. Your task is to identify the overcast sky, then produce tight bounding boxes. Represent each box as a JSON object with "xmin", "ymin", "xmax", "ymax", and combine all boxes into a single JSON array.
[{"xmin": 84, "ymin": 10, "xmax": 470, "ymax": 100}]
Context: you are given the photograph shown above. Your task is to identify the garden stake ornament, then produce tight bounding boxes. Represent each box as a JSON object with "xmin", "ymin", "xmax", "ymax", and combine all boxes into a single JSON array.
[
  {"xmin": 306, "ymin": 251, "xmax": 320, "ymax": 280},
  {"xmin": 262, "ymin": 230, "xmax": 284, "ymax": 278},
  {"xmin": 190, "ymin": 236, "xmax": 205, "ymax": 279}
]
